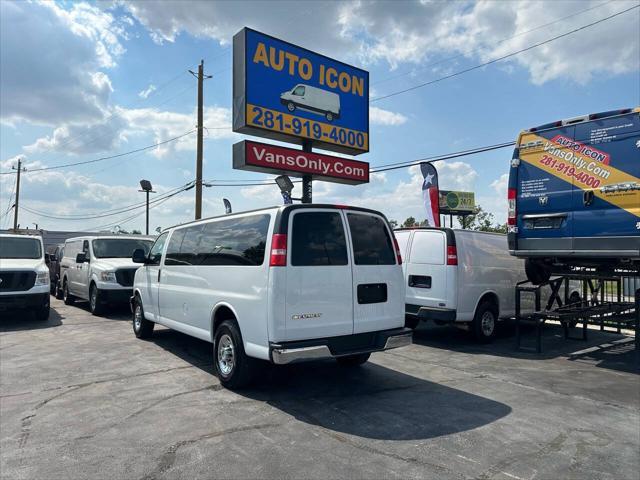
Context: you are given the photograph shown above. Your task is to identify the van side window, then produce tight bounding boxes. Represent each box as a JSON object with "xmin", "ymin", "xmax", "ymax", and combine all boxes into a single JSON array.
[
  {"xmin": 199, "ymin": 214, "xmax": 270, "ymax": 266},
  {"xmin": 164, "ymin": 229, "xmax": 187, "ymax": 266},
  {"xmin": 410, "ymin": 231, "xmax": 445, "ymax": 264},
  {"xmin": 347, "ymin": 213, "xmax": 396, "ymax": 265},
  {"xmin": 291, "ymin": 212, "xmax": 348, "ymax": 266},
  {"xmin": 293, "ymin": 86, "xmax": 305, "ymax": 96},
  {"xmin": 148, "ymin": 232, "xmax": 168, "ymax": 266}
]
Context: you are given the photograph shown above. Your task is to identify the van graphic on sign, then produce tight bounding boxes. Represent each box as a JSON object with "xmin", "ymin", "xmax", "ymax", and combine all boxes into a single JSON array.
[{"xmin": 280, "ymin": 84, "xmax": 340, "ymax": 122}]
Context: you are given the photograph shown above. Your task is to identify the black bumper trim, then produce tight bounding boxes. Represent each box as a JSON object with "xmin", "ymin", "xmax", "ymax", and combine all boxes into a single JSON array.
[
  {"xmin": 406, "ymin": 304, "xmax": 457, "ymax": 322},
  {"xmin": 0, "ymin": 293, "xmax": 49, "ymax": 311}
]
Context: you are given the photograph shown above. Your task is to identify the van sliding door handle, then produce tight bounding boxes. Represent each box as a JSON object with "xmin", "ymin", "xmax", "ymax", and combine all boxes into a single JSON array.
[
  {"xmin": 583, "ymin": 190, "xmax": 594, "ymax": 206},
  {"xmin": 157, "ymin": 269, "xmax": 161, "ymax": 282}
]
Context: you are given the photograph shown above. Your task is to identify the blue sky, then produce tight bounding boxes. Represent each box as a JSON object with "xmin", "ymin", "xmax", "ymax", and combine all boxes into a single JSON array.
[{"xmin": 1, "ymin": 0, "xmax": 638, "ymax": 232}]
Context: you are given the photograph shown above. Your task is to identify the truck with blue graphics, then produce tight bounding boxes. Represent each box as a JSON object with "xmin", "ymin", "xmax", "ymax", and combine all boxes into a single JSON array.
[{"xmin": 507, "ymin": 108, "xmax": 640, "ymax": 284}]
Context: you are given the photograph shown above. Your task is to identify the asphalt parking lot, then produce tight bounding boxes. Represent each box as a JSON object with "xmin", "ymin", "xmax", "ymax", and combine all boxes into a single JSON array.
[{"xmin": 1, "ymin": 298, "xmax": 638, "ymax": 480}]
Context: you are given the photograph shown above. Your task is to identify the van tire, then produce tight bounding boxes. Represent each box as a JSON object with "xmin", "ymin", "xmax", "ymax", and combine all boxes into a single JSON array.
[
  {"xmin": 405, "ymin": 315, "xmax": 420, "ymax": 329},
  {"xmin": 89, "ymin": 284, "xmax": 104, "ymax": 316},
  {"xmin": 214, "ymin": 320, "xmax": 253, "ymax": 390},
  {"xmin": 55, "ymin": 280, "xmax": 63, "ymax": 300},
  {"xmin": 325, "ymin": 112, "xmax": 333, "ymax": 122},
  {"xmin": 287, "ymin": 102, "xmax": 295, "ymax": 112},
  {"xmin": 525, "ymin": 259, "xmax": 551, "ymax": 285},
  {"xmin": 336, "ymin": 353, "xmax": 370, "ymax": 366},
  {"xmin": 63, "ymin": 280, "xmax": 75, "ymax": 305},
  {"xmin": 472, "ymin": 301, "xmax": 498, "ymax": 343},
  {"xmin": 132, "ymin": 296, "xmax": 154, "ymax": 339}
]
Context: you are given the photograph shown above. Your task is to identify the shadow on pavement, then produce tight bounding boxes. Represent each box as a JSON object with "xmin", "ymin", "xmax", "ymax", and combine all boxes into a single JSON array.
[
  {"xmin": 411, "ymin": 320, "xmax": 638, "ymax": 373},
  {"xmin": 0, "ymin": 305, "xmax": 63, "ymax": 332},
  {"xmin": 149, "ymin": 327, "xmax": 512, "ymax": 441}
]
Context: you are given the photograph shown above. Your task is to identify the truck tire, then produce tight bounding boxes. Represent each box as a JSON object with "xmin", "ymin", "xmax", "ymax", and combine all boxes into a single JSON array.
[
  {"xmin": 55, "ymin": 279, "xmax": 63, "ymax": 300},
  {"xmin": 35, "ymin": 301, "xmax": 50, "ymax": 321},
  {"xmin": 132, "ymin": 295, "xmax": 154, "ymax": 339},
  {"xmin": 63, "ymin": 280, "xmax": 75, "ymax": 305},
  {"xmin": 89, "ymin": 283, "xmax": 104, "ymax": 316},
  {"xmin": 336, "ymin": 353, "xmax": 370, "ymax": 366},
  {"xmin": 473, "ymin": 301, "xmax": 498, "ymax": 343},
  {"xmin": 287, "ymin": 102, "xmax": 295, "ymax": 112},
  {"xmin": 214, "ymin": 320, "xmax": 254, "ymax": 390},
  {"xmin": 525, "ymin": 259, "xmax": 551, "ymax": 285}
]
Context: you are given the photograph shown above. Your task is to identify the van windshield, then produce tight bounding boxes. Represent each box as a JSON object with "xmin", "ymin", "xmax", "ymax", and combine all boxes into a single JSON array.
[
  {"xmin": 92, "ymin": 239, "xmax": 153, "ymax": 258},
  {"xmin": 0, "ymin": 237, "xmax": 42, "ymax": 259}
]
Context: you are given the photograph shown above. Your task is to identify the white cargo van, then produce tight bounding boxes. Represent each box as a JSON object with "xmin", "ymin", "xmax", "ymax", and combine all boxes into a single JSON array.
[
  {"xmin": 60, "ymin": 236, "xmax": 154, "ymax": 315},
  {"xmin": 394, "ymin": 228, "xmax": 527, "ymax": 342},
  {"xmin": 280, "ymin": 84, "xmax": 340, "ymax": 122},
  {"xmin": 130, "ymin": 205, "xmax": 411, "ymax": 389},
  {"xmin": 0, "ymin": 234, "xmax": 50, "ymax": 320}
]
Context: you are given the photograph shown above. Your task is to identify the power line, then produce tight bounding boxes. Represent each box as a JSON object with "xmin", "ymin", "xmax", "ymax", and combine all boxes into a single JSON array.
[
  {"xmin": 371, "ymin": 0, "xmax": 614, "ymax": 87},
  {"xmin": 370, "ymin": 4, "xmax": 639, "ymax": 103},
  {"xmin": 0, "ymin": 130, "xmax": 196, "ymax": 175}
]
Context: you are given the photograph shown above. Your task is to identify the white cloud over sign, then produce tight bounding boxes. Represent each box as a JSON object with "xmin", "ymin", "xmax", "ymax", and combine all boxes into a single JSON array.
[
  {"xmin": 370, "ymin": 107, "xmax": 407, "ymax": 126},
  {"xmin": 138, "ymin": 84, "xmax": 156, "ymax": 99},
  {"xmin": 0, "ymin": 1, "xmax": 128, "ymax": 126}
]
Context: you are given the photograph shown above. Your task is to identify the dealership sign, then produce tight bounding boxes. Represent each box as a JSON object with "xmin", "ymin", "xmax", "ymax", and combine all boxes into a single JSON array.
[
  {"xmin": 233, "ymin": 28, "xmax": 369, "ymax": 155},
  {"xmin": 438, "ymin": 190, "xmax": 476, "ymax": 214},
  {"xmin": 233, "ymin": 140, "xmax": 369, "ymax": 185}
]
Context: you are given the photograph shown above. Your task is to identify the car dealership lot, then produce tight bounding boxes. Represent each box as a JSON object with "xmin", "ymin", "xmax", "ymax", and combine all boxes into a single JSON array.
[{"xmin": 1, "ymin": 299, "xmax": 638, "ymax": 480}]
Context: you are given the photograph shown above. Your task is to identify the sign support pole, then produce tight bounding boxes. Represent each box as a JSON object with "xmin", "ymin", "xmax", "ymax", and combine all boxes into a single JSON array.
[
  {"xmin": 302, "ymin": 140, "xmax": 312, "ymax": 203},
  {"xmin": 12, "ymin": 158, "xmax": 24, "ymax": 231}
]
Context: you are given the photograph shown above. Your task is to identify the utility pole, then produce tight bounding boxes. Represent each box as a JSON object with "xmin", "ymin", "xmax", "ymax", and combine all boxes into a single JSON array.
[
  {"xmin": 190, "ymin": 60, "xmax": 212, "ymax": 220},
  {"xmin": 12, "ymin": 158, "xmax": 25, "ymax": 231},
  {"xmin": 301, "ymin": 140, "xmax": 313, "ymax": 203}
]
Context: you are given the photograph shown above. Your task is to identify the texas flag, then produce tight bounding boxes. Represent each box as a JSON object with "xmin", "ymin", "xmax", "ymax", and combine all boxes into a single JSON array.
[{"xmin": 420, "ymin": 162, "xmax": 440, "ymax": 227}]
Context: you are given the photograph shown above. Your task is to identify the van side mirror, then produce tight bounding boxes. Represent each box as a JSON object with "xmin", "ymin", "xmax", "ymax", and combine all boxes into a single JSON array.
[
  {"xmin": 132, "ymin": 248, "xmax": 147, "ymax": 264},
  {"xmin": 75, "ymin": 252, "xmax": 88, "ymax": 263}
]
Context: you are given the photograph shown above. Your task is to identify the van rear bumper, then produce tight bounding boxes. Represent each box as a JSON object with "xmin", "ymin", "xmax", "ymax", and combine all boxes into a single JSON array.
[
  {"xmin": 406, "ymin": 304, "xmax": 457, "ymax": 322},
  {"xmin": 270, "ymin": 328, "xmax": 412, "ymax": 365}
]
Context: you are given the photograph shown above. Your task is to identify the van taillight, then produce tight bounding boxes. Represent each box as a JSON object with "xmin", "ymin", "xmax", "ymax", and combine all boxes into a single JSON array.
[
  {"xmin": 446, "ymin": 245, "xmax": 458, "ymax": 265},
  {"xmin": 508, "ymin": 188, "xmax": 517, "ymax": 226},
  {"xmin": 392, "ymin": 237, "xmax": 402, "ymax": 265},
  {"xmin": 269, "ymin": 234, "xmax": 287, "ymax": 267}
]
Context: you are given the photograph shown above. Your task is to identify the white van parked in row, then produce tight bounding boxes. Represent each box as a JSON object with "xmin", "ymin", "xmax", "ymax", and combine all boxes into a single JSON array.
[
  {"xmin": 280, "ymin": 84, "xmax": 341, "ymax": 122},
  {"xmin": 0, "ymin": 234, "xmax": 50, "ymax": 320},
  {"xmin": 394, "ymin": 228, "xmax": 529, "ymax": 342},
  {"xmin": 60, "ymin": 236, "xmax": 154, "ymax": 315},
  {"xmin": 131, "ymin": 204, "xmax": 411, "ymax": 389}
]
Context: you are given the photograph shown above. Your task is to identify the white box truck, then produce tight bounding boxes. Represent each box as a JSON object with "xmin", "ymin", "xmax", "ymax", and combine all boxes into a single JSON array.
[{"xmin": 280, "ymin": 84, "xmax": 340, "ymax": 122}]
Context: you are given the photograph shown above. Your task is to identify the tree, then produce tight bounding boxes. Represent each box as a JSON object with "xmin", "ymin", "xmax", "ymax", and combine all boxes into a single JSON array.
[
  {"xmin": 402, "ymin": 216, "xmax": 417, "ymax": 228},
  {"xmin": 131, "ymin": 229, "xmax": 142, "ymax": 235},
  {"xmin": 388, "ymin": 219, "xmax": 399, "ymax": 229},
  {"xmin": 457, "ymin": 206, "xmax": 507, "ymax": 233}
]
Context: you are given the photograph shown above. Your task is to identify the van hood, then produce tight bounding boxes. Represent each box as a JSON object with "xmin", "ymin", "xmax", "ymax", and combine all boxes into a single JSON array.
[
  {"xmin": 93, "ymin": 258, "xmax": 140, "ymax": 270},
  {"xmin": 0, "ymin": 258, "xmax": 46, "ymax": 271}
]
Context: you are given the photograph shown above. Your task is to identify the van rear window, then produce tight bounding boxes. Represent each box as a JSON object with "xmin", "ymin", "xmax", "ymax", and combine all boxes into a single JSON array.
[
  {"xmin": 291, "ymin": 212, "xmax": 348, "ymax": 266},
  {"xmin": 347, "ymin": 213, "xmax": 396, "ymax": 265}
]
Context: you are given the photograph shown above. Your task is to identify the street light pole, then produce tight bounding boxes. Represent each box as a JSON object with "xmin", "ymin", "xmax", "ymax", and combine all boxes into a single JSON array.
[{"xmin": 139, "ymin": 180, "xmax": 155, "ymax": 235}]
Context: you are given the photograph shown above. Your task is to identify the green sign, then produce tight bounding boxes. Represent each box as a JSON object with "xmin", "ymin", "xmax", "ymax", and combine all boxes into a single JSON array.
[{"xmin": 439, "ymin": 190, "xmax": 475, "ymax": 214}]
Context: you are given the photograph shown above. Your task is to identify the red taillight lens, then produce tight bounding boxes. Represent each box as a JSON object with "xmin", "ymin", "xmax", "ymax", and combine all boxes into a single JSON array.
[
  {"xmin": 392, "ymin": 237, "xmax": 402, "ymax": 265},
  {"xmin": 269, "ymin": 234, "xmax": 287, "ymax": 266},
  {"xmin": 508, "ymin": 188, "xmax": 517, "ymax": 226},
  {"xmin": 446, "ymin": 245, "xmax": 458, "ymax": 265}
]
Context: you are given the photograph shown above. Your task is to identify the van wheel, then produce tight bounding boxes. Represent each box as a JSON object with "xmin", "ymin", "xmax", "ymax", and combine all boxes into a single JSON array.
[
  {"xmin": 287, "ymin": 102, "xmax": 295, "ymax": 112},
  {"xmin": 473, "ymin": 301, "xmax": 498, "ymax": 343},
  {"xmin": 325, "ymin": 112, "xmax": 333, "ymax": 122},
  {"xmin": 89, "ymin": 284, "xmax": 104, "ymax": 316},
  {"xmin": 336, "ymin": 353, "xmax": 370, "ymax": 366},
  {"xmin": 214, "ymin": 320, "xmax": 254, "ymax": 389},
  {"xmin": 405, "ymin": 315, "xmax": 420, "ymax": 329},
  {"xmin": 63, "ymin": 280, "xmax": 75, "ymax": 305},
  {"xmin": 35, "ymin": 302, "xmax": 50, "ymax": 321},
  {"xmin": 55, "ymin": 280, "xmax": 63, "ymax": 300},
  {"xmin": 132, "ymin": 296, "xmax": 154, "ymax": 339},
  {"xmin": 525, "ymin": 259, "xmax": 551, "ymax": 285}
]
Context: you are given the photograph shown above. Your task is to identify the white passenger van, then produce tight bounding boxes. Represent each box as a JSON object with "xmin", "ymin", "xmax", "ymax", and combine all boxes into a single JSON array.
[
  {"xmin": 0, "ymin": 234, "xmax": 50, "ymax": 320},
  {"xmin": 131, "ymin": 204, "xmax": 411, "ymax": 389},
  {"xmin": 394, "ymin": 228, "xmax": 528, "ymax": 342},
  {"xmin": 60, "ymin": 236, "xmax": 154, "ymax": 315},
  {"xmin": 280, "ymin": 84, "xmax": 340, "ymax": 122}
]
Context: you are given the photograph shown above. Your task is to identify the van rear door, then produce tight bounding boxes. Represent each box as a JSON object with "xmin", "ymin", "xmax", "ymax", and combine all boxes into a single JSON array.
[
  {"xmin": 285, "ymin": 209, "xmax": 354, "ymax": 341},
  {"xmin": 345, "ymin": 211, "xmax": 403, "ymax": 334},
  {"xmin": 516, "ymin": 125, "xmax": 576, "ymax": 252},
  {"xmin": 406, "ymin": 230, "xmax": 452, "ymax": 310},
  {"xmin": 572, "ymin": 111, "xmax": 640, "ymax": 253}
]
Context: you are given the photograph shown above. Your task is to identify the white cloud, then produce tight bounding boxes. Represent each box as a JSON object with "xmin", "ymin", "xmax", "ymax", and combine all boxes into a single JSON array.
[
  {"xmin": 138, "ymin": 84, "xmax": 156, "ymax": 99},
  {"xmin": 370, "ymin": 106, "xmax": 407, "ymax": 126},
  {"xmin": 0, "ymin": 1, "xmax": 128, "ymax": 126}
]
